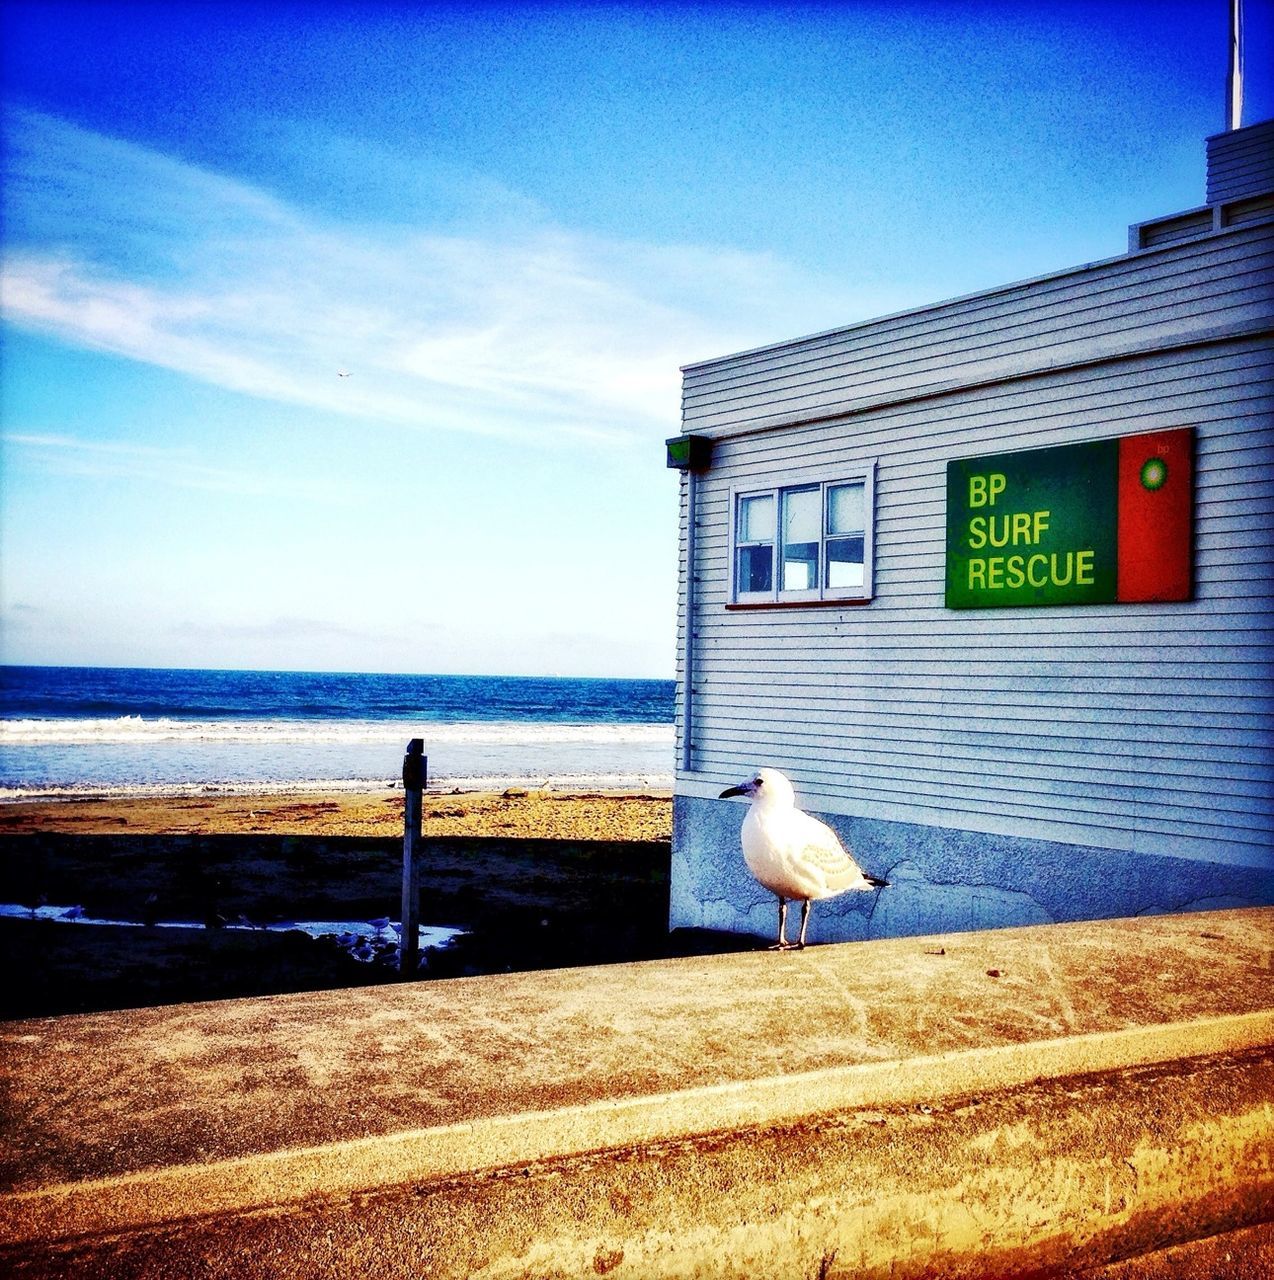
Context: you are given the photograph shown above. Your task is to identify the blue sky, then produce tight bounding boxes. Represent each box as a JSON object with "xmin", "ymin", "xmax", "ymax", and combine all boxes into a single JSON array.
[{"xmin": 2, "ymin": 0, "xmax": 1269, "ymax": 678}]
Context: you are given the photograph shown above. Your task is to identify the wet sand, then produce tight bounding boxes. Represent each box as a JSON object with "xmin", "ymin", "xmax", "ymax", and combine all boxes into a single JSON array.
[{"xmin": 0, "ymin": 788, "xmax": 701, "ymax": 1020}]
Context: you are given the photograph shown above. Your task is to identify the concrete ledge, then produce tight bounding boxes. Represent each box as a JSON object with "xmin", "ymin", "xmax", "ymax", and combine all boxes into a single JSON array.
[{"xmin": 2, "ymin": 908, "xmax": 1272, "ymax": 1276}]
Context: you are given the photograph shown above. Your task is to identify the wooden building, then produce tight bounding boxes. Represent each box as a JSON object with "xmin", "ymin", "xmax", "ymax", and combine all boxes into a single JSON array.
[{"xmin": 668, "ymin": 119, "xmax": 1274, "ymax": 943}]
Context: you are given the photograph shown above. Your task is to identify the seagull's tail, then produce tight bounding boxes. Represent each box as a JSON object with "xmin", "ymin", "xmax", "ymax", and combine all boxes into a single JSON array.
[{"xmin": 864, "ymin": 873, "xmax": 889, "ymax": 889}]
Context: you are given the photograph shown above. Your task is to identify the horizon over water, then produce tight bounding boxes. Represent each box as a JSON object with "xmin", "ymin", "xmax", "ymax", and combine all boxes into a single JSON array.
[{"xmin": 0, "ymin": 665, "xmax": 676, "ymax": 797}]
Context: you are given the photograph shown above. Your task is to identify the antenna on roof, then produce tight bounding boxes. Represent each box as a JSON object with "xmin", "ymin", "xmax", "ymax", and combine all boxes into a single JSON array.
[{"xmin": 1227, "ymin": 0, "xmax": 1244, "ymax": 130}]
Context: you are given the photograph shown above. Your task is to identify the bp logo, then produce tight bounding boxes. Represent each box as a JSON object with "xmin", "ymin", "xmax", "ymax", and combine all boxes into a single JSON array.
[{"xmin": 1140, "ymin": 456, "xmax": 1169, "ymax": 491}]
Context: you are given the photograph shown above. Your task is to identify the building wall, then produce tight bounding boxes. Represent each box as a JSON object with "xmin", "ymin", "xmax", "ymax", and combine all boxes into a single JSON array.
[
  {"xmin": 1206, "ymin": 119, "xmax": 1274, "ymax": 206},
  {"xmin": 672, "ymin": 219, "xmax": 1274, "ymax": 942}
]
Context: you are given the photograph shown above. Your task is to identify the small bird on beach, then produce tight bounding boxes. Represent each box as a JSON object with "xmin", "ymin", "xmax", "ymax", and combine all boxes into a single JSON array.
[{"xmin": 719, "ymin": 768, "xmax": 888, "ymax": 950}]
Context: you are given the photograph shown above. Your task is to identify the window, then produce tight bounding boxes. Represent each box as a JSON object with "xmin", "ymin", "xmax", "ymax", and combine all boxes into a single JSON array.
[{"xmin": 730, "ymin": 464, "xmax": 875, "ymax": 605}]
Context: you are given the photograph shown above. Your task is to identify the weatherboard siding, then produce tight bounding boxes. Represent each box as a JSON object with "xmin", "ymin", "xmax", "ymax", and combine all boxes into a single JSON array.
[
  {"xmin": 675, "ymin": 229, "xmax": 1274, "ymax": 870},
  {"xmin": 681, "ymin": 224, "xmax": 1274, "ymax": 438},
  {"xmin": 1206, "ymin": 120, "xmax": 1274, "ymax": 206}
]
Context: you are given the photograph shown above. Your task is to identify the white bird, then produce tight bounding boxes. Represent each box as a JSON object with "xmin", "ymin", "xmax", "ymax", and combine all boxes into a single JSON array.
[{"xmin": 720, "ymin": 767, "xmax": 887, "ymax": 950}]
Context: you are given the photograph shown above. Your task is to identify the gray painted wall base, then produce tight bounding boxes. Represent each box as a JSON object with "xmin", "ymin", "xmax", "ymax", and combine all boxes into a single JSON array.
[{"xmin": 672, "ymin": 795, "xmax": 1274, "ymax": 945}]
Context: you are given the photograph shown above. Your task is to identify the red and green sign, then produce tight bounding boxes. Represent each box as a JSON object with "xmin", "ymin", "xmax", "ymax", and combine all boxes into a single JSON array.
[{"xmin": 945, "ymin": 428, "xmax": 1194, "ymax": 609}]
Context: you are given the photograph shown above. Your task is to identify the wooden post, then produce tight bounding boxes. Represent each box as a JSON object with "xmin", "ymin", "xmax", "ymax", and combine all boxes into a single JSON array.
[{"xmin": 400, "ymin": 739, "xmax": 426, "ymax": 977}]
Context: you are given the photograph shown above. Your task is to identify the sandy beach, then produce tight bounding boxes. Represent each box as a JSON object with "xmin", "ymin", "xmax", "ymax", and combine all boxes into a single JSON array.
[
  {"xmin": 0, "ymin": 787, "xmax": 687, "ymax": 1020},
  {"xmin": 0, "ymin": 786, "xmax": 673, "ymax": 842}
]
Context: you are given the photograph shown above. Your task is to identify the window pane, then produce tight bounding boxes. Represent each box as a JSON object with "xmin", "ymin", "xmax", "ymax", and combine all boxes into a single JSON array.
[
  {"xmin": 782, "ymin": 487, "xmax": 820, "ymax": 544},
  {"xmin": 736, "ymin": 543, "xmax": 773, "ymax": 594},
  {"xmin": 827, "ymin": 536, "xmax": 865, "ymax": 588},
  {"xmin": 827, "ymin": 482, "xmax": 864, "ymax": 535},
  {"xmin": 739, "ymin": 494, "xmax": 775, "ymax": 543},
  {"xmin": 783, "ymin": 553, "xmax": 817, "ymax": 591},
  {"xmin": 781, "ymin": 487, "xmax": 819, "ymax": 591}
]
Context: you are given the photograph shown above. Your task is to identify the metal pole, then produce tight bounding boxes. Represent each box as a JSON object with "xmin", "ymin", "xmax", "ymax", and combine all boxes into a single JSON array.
[
  {"xmin": 1227, "ymin": 0, "xmax": 1243, "ymax": 131},
  {"xmin": 665, "ymin": 432, "xmax": 711, "ymax": 775},
  {"xmin": 681, "ymin": 467, "xmax": 697, "ymax": 773},
  {"xmin": 400, "ymin": 739, "xmax": 426, "ymax": 977}
]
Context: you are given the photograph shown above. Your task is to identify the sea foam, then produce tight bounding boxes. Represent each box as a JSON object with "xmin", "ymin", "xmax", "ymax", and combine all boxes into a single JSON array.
[{"xmin": 0, "ymin": 717, "xmax": 674, "ymax": 747}]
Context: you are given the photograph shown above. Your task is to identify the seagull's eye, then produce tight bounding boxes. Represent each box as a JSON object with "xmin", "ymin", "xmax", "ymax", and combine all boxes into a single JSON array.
[{"xmin": 754, "ymin": 777, "xmax": 763, "ymax": 786}]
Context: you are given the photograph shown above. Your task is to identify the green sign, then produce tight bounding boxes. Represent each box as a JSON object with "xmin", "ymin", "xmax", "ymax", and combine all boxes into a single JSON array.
[{"xmin": 945, "ymin": 429, "xmax": 1194, "ymax": 609}]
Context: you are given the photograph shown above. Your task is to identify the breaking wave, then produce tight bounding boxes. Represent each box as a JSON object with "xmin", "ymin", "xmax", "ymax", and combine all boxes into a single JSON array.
[{"xmin": 0, "ymin": 717, "xmax": 674, "ymax": 747}]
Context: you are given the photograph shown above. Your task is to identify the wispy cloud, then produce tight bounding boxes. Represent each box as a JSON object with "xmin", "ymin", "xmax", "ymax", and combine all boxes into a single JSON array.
[
  {"xmin": 172, "ymin": 615, "xmax": 426, "ymax": 644},
  {"xmin": 3, "ymin": 431, "xmax": 344, "ymax": 500},
  {"xmin": 1, "ymin": 108, "xmax": 897, "ymax": 448}
]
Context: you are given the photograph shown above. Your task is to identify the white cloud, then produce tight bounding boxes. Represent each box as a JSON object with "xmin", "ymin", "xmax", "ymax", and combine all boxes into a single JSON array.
[
  {"xmin": 3, "ymin": 431, "xmax": 344, "ymax": 500},
  {"xmin": 1, "ymin": 108, "xmax": 899, "ymax": 449}
]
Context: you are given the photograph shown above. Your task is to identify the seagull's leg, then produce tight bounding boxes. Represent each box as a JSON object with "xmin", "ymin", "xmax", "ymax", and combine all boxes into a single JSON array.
[
  {"xmin": 769, "ymin": 896, "xmax": 791, "ymax": 950},
  {"xmin": 797, "ymin": 900, "xmax": 811, "ymax": 950}
]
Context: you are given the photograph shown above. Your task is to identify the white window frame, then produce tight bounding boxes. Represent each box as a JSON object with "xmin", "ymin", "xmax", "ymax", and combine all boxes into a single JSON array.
[{"xmin": 728, "ymin": 461, "xmax": 876, "ymax": 607}]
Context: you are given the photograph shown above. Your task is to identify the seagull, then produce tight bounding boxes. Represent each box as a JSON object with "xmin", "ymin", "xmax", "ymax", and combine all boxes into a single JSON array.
[{"xmin": 719, "ymin": 767, "xmax": 888, "ymax": 950}]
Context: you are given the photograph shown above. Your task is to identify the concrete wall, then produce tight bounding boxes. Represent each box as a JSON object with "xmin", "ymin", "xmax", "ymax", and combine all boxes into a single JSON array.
[
  {"xmin": 4, "ymin": 910, "xmax": 1272, "ymax": 1278},
  {"xmin": 672, "ymin": 793, "xmax": 1274, "ymax": 945}
]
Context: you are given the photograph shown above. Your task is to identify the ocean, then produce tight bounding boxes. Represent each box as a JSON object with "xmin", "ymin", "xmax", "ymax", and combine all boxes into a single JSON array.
[{"xmin": 0, "ymin": 666, "xmax": 677, "ymax": 797}]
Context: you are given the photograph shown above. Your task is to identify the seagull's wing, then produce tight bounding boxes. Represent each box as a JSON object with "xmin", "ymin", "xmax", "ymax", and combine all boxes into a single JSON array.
[{"xmin": 787, "ymin": 811, "xmax": 870, "ymax": 896}]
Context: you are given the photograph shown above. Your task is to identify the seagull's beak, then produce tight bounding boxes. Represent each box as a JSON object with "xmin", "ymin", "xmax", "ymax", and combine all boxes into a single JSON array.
[{"xmin": 719, "ymin": 783, "xmax": 748, "ymax": 799}]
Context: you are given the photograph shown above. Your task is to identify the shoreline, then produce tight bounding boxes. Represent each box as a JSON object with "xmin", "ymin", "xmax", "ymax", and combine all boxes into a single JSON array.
[{"xmin": 0, "ymin": 774, "xmax": 673, "ymax": 802}]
